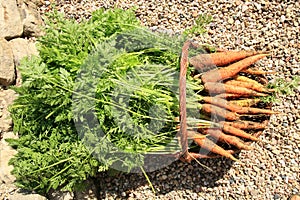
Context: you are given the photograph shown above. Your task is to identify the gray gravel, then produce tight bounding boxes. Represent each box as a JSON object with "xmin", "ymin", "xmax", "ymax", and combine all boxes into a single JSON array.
[{"xmin": 39, "ymin": 0, "xmax": 300, "ymax": 199}]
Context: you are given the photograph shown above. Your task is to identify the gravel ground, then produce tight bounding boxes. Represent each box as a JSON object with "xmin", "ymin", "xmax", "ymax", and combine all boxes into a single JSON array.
[{"xmin": 39, "ymin": 0, "xmax": 300, "ymax": 199}]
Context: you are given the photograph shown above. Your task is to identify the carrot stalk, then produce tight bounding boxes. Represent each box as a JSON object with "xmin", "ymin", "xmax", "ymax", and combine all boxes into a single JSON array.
[
  {"xmin": 201, "ymin": 129, "xmax": 253, "ymax": 150},
  {"xmin": 188, "ymin": 131, "xmax": 238, "ymax": 161},
  {"xmin": 204, "ymin": 82, "xmax": 268, "ymax": 97},
  {"xmin": 201, "ymin": 53, "xmax": 270, "ymax": 83},
  {"xmin": 201, "ymin": 103, "xmax": 239, "ymax": 121},
  {"xmin": 189, "ymin": 50, "xmax": 261, "ymax": 72},
  {"xmin": 229, "ymin": 99, "xmax": 261, "ymax": 107},
  {"xmin": 219, "ymin": 120, "xmax": 268, "ymax": 130}
]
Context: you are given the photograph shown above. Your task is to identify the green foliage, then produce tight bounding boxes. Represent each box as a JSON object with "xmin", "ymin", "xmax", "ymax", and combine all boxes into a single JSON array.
[
  {"xmin": 8, "ymin": 8, "xmax": 211, "ymax": 194},
  {"xmin": 183, "ymin": 14, "xmax": 212, "ymax": 37},
  {"xmin": 261, "ymin": 76, "xmax": 300, "ymax": 103}
]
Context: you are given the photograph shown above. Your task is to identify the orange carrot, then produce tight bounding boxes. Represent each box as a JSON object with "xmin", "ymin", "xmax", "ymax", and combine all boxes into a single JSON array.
[
  {"xmin": 189, "ymin": 131, "xmax": 238, "ymax": 161},
  {"xmin": 201, "ymin": 129, "xmax": 253, "ymax": 150},
  {"xmin": 219, "ymin": 120, "xmax": 268, "ymax": 130},
  {"xmin": 225, "ymin": 80, "xmax": 271, "ymax": 93},
  {"xmin": 201, "ymin": 103, "xmax": 239, "ymax": 121},
  {"xmin": 222, "ymin": 124, "xmax": 259, "ymax": 141},
  {"xmin": 241, "ymin": 68, "xmax": 276, "ymax": 75},
  {"xmin": 201, "ymin": 53, "xmax": 270, "ymax": 83},
  {"xmin": 204, "ymin": 82, "xmax": 268, "ymax": 97},
  {"xmin": 235, "ymin": 76, "xmax": 275, "ymax": 92},
  {"xmin": 189, "ymin": 50, "xmax": 260, "ymax": 72},
  {"xmin": 202, "ymin": 96, "xmax": 279, "ymax": 115},
  {"xmin": 184, "ymin": 151, "xmax": 236, "ymax": 162},
  {"xmin": 214, "ymin": 93, "xmax": 248, "ymax": 99},
  {"xmin": 229, "ymin": 99, "xmax": 261, "ymax": 107}
]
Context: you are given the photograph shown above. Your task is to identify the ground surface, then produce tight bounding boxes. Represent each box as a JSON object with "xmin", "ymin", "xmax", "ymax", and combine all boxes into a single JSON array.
[
  {"xmin": 1, "ymin": 0, "xmax": 299, "ymax": 199},
  {"xmin": 41, "ymin": 1, "xmax": 300, "ymax": 199}
]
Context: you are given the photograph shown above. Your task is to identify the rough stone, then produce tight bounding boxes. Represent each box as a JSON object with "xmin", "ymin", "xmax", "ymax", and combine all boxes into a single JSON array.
[
  {"xmin": 8, "ymin": 193, "xmax": 47, "ymax": 200},
  {"xmin": 0, "ymin": 132, "xmax": 18, "ymax": 184},
  {"xmin": 0, "ymin": 38, "xmax": 15, "ymax": 86},
  {"xmin": 0, "ymin": 89, "xmax": 17, "ymax": 131},
  {"xmin": 48, "ymin": 190, "xmax": 74, "ymax": 200},
  {"xmin": 0, "ymin": 0, "xmax": 23, "ymax": 39},
  {"xmin": 18, "ymin": 0, "xmax": 44, "ymax": 37},
  {"xmin": 9, "ymin": 38, "xmax": 38, "ymax": 66}
]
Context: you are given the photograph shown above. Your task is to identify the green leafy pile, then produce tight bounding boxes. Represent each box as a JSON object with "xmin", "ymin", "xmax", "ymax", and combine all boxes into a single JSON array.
[{"xmin": 7, "ymin": 8, "xmax": 209, "ymax": 194}]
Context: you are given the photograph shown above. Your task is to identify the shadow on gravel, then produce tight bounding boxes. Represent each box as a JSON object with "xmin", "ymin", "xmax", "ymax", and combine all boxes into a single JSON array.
[{"xmin": 96, "ymin": 153, "xmax": 239, "ymax": 199}]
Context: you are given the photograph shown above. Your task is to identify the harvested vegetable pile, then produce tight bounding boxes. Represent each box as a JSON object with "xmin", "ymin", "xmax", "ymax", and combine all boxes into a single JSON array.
[
  {"xmin": 7, "ymin": 8, "xmax": 279, "ymax": 194},
  {"xmin": 177, "ymin": 43, "xmax": 278, "ymax": 162}
]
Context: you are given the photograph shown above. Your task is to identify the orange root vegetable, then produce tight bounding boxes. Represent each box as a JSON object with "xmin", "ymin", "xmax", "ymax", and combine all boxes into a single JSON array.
[
  {"xmin": 229, "ymin": 99, "xmax": 261, "ymax": 107},
  {"xmin": 219, "ymin": 120, "xmax": 268, "ymax": 130},
  {"xmin": 189, "ymin": 50, "xmax": 260, "ymax": 72},
  {"xmin": 222, "ymin": 124, "xmax": 259, "ymax": 141},
  {"xmin": 224, "ymin": 80, "xmax": 271, "ymax": 93},
  {"xmin": 189, "ymin": 131, "xmax": 238, "ymax": 161},
  {"xmin": 214, "ymin": 93, "xmax": 248, "ymax": 99},
  {"xmin": 202, "ymin": 96, "xmax": 279, "ymax": 115},
  {"xmin": 239, "ymin": 107, "xmax": 280, "ymax": 115},
  {"xmin": 184, "ymin": 150, "xmax": 236, "ymax": 163},
  {"xmin": 201, "ymin": 53, "xmax": 270, "ymax": 83},
  {"xmin": 234, "ymin": 76, "xmax": 275, "ymax": 92},
  {"xmin": 204, "ymin": 82, "xmax": 268, "ymax": 97},
  {"xmin": 201, "ymin": 129, "xmax": 253, "ymax": 150},
  {"xmin": 201, "ymin": 103, "xmax": 239, "ymax": 121},
  {"xmin": 241, "ymin": 68, "xmax": 276, "ymax": 75}
]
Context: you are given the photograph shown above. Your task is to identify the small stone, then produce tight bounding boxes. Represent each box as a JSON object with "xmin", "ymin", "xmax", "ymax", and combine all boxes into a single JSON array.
[
  {"xmin": 121, "ymin": 192, "xmax": 126, "ymax": 197},
  {"xmin": 228, "ymin": 17, "xmax": 234, "ymax": 24},
  {"xmin": 161, "ymin": 175, "xmax": 168, "ymax": 180},
  {"xmin": 192, "ymin": 11, "xmax": 198, "ymax": 18}
]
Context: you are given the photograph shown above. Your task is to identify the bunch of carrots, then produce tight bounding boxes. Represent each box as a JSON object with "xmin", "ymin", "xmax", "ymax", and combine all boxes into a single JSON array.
[{"xmin": 180, "ymin": 49, "xmax": 278, "ymax": 162}]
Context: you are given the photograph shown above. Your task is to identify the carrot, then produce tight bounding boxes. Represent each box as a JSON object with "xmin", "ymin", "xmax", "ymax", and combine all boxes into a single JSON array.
[
  {"xmin": 214, "ymin": 93, "xmax": 248, "ymax": 99},
  {"xmin": 222, "ymin": 124, "xmax": 259, "ymax": 141},
  {"xmin": 225, "ymin": 80, "xmax": 271, "ymax": 93},
  {"xmin": 241, "ymin": 68, "xmax": 276, "ymax": 75},
  {"xmin": 201, "ymin": 129, "xmax": 253, "ymax": 150},
  {"xmin": 229, "ymin": 99, "xmax": 261, "ymax": 107},
  {"xmin": 184, "ymin": 151, "xmax": 236, "ymax": 162},
  {"xmin": 189, "ymin": 50, "xmax": 260, "ymax": 72},
  {"xmin": 202, "ymin": 96, "xmax": 279, "ymax": 115},
  {"xmin": 219, "ymin": 120, "xmax": 268, "ymax": 130},
  {"xmin": 234, "ymin": 76, "xmax": 275, "ymax": 92},
  {"xmin": 201, "ymin": 53, "xmax": 270, "ymax": 83},
  {"xmin": 204, "ymin": 82, "xmax": 268, "ymax": 97},
  {"xmin": 201, "ymin": 103, "xmax": 239, "ymax": 121},
  {"xmin": 189, "ymin": 131, "xmax": 238, "ymax": 161}
]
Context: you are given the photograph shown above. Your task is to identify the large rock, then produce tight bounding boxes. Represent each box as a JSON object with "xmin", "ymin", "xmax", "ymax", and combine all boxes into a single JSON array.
[
  {"xmin": 9, "ymin": 193, "xmax": 47, "ymax": 200},
  {"xmin": 0, "ymin": 38, "xmax": 15, "ymax": 86},
  {"xmin": 0, "ymin": 0, "xmax": 23, "ymax": 39},
  {"xmin": 0, "ymin": 132, "xmax": 18, "ymax": 184},
  {"xmin": 17, "ymin": 0, "xmax": 44, "ymax": 37},
  {"xmin": 9, "ymin": 38, "xmax": 39, "ymax": 66},
  {"xmin": 0, "ymin": 89, "xmax": 17, "ymax": 131}
]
